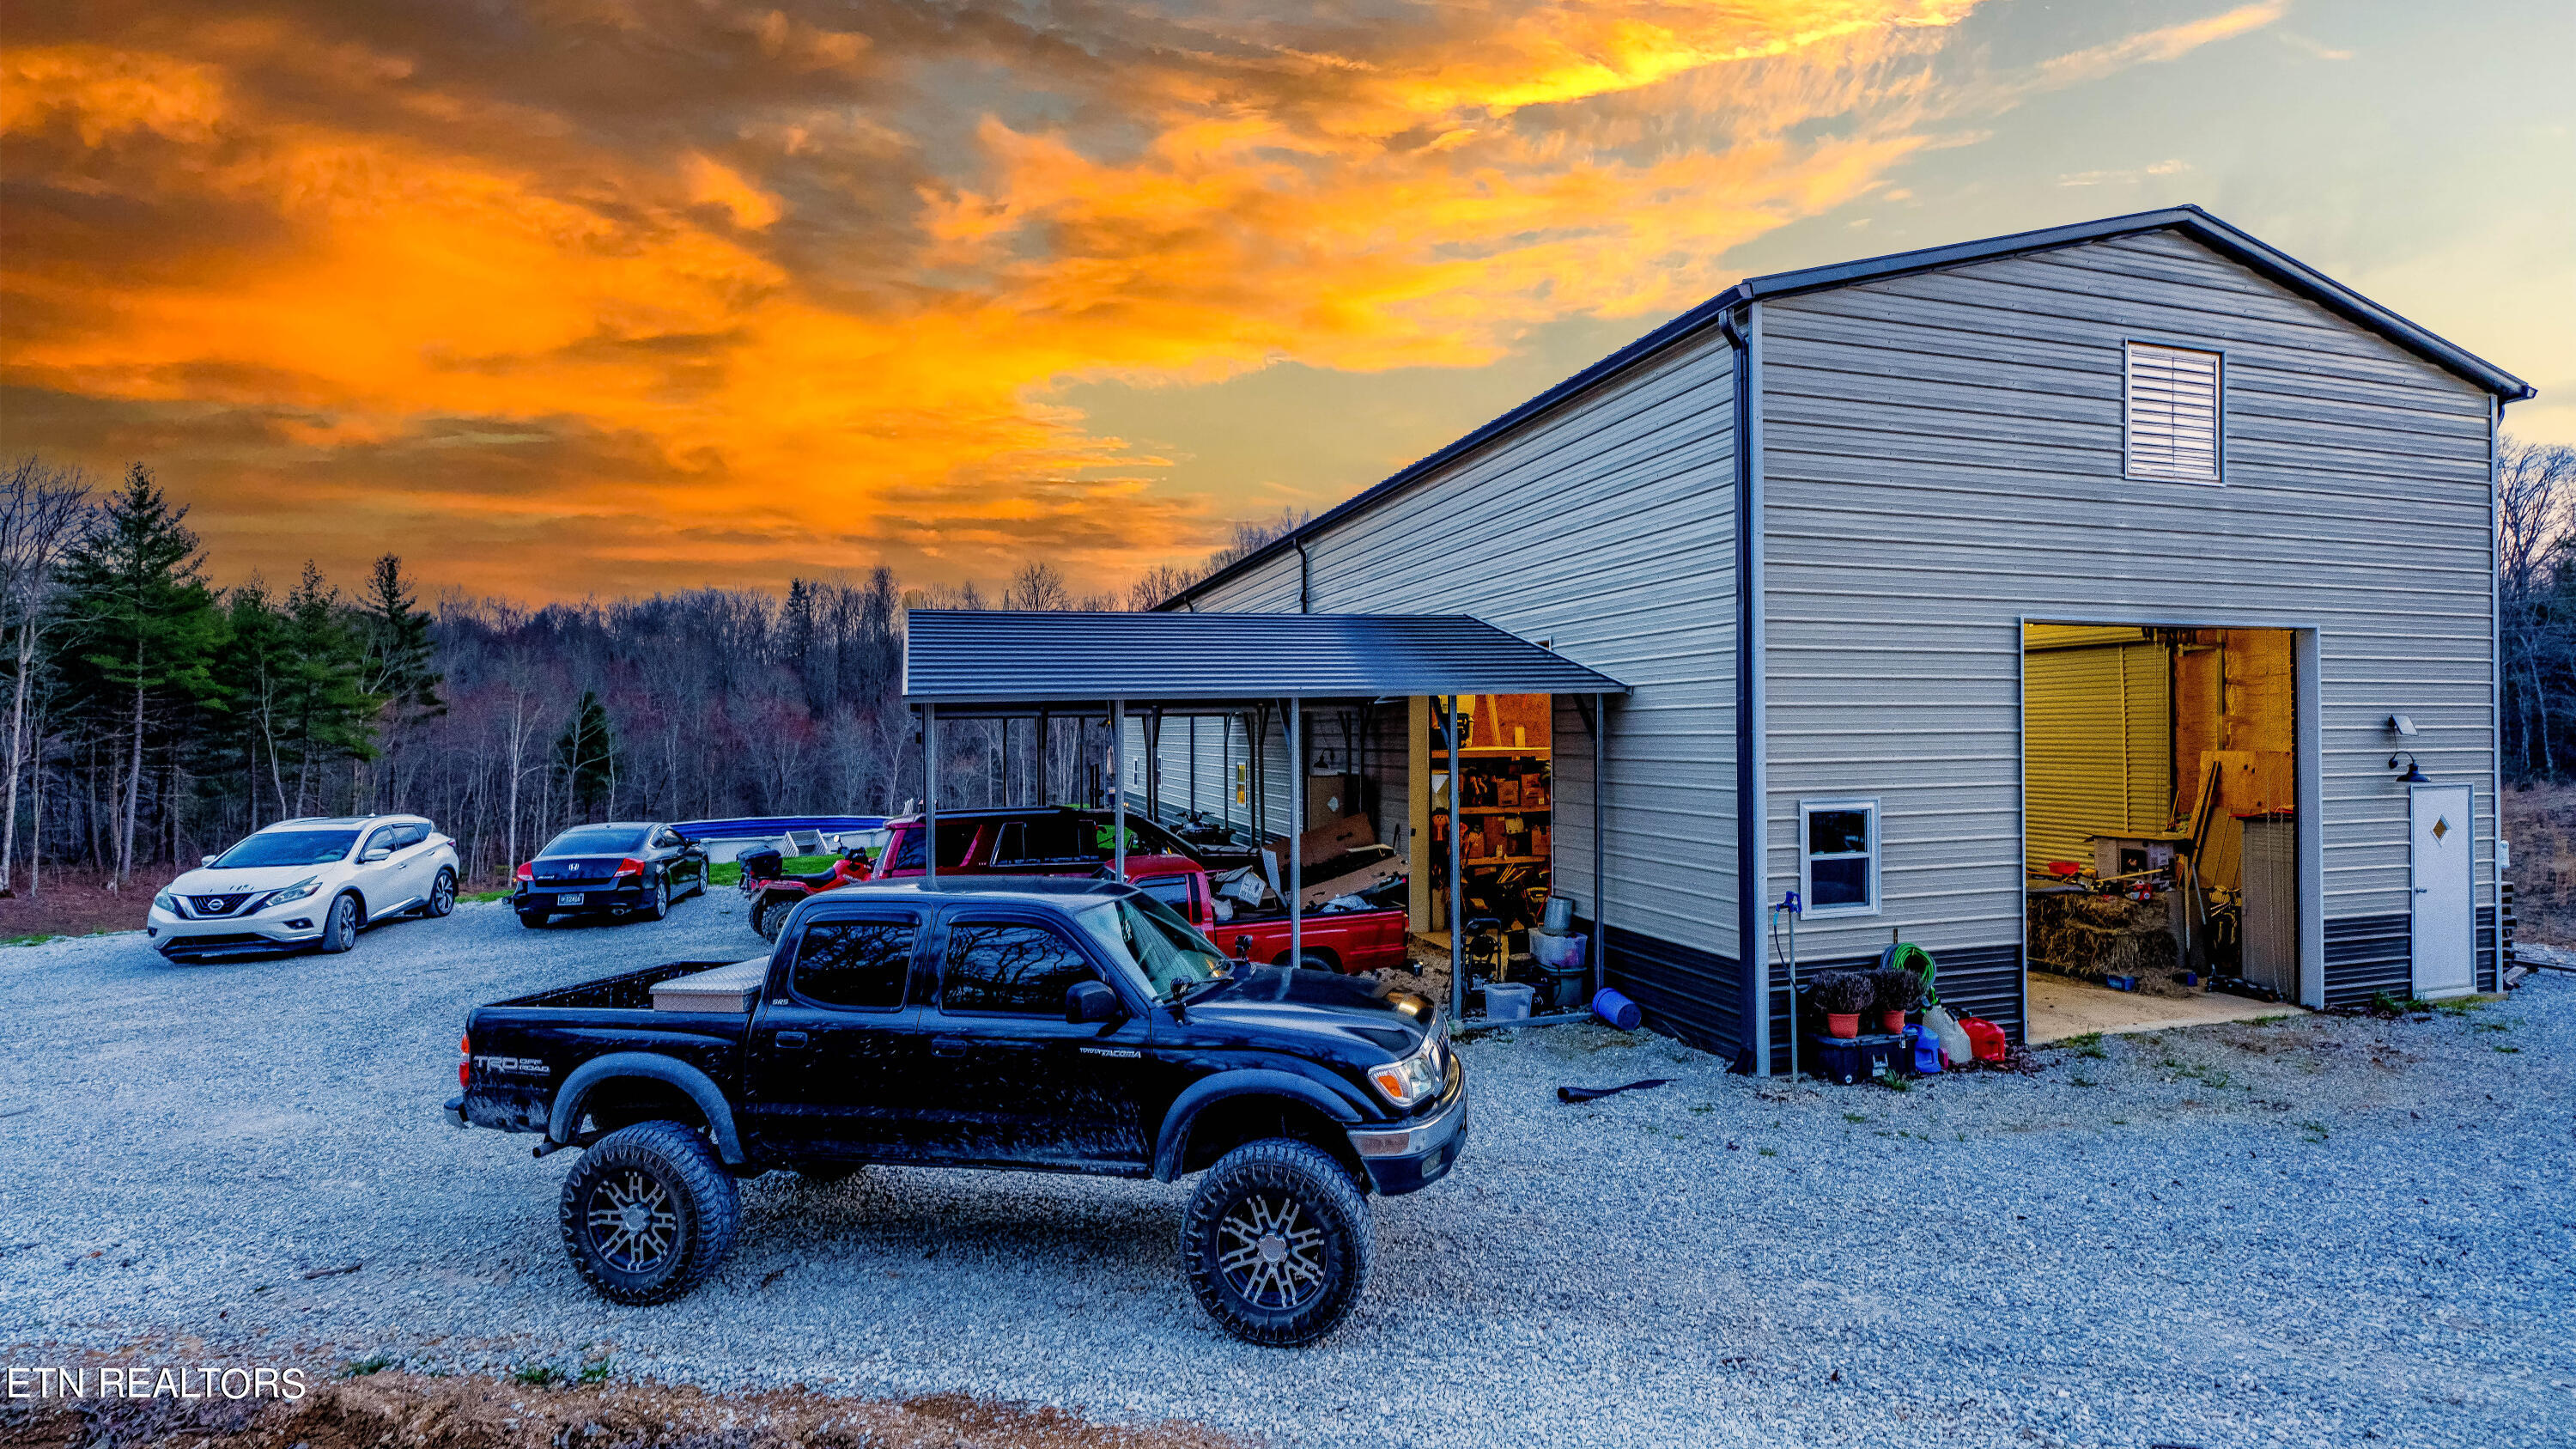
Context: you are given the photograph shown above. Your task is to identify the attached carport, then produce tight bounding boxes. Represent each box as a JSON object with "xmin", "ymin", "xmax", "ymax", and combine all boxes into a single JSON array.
[{"xmin": 902, "ymin": 610, "xmax": 1631, "ymax": 1022}]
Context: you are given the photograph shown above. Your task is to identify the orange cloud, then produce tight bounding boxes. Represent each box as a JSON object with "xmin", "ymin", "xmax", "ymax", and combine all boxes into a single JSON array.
[{"xmin": 0, "ymin": 1, "xmax": 2253, "ymax": 600}]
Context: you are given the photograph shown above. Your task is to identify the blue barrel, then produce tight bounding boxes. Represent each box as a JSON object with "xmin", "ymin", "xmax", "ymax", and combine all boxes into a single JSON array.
[{"xmin": 1591, "ymin": 987, "xmax": 1642, "ymax": 1032}]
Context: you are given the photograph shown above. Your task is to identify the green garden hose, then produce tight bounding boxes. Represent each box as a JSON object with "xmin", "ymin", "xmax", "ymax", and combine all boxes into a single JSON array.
[{"xmin": 1880, "ymin": 941, "xmax": 1939, "ymax": 1008}]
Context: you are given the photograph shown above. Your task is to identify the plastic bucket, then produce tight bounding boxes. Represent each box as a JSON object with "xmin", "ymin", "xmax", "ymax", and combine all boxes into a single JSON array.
[
  {"xmin": 1541, "ymin": 896, "xmax": 1575, "ymax": 934},
  {"xmin": 1591, "ymin": 987, "xmax": 1642, "ymax": 1032},
  {"xmin": 1481, "ymin": 983, "xmax": 1534, "ymax": 1020},
  {"xmin": 1528, "ymin": 929, "xmax": 1586, "ymax": 970}
]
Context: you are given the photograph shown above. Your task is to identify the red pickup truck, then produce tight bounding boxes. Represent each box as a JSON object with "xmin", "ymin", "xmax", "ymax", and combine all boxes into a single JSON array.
[
  {"xmin": 1117, "ymin": 854, "xmax": 1410, "ymax": 977},
  {"xmin": 870, "ymin": 807, "xmax": 1251, "ymax": 880}
]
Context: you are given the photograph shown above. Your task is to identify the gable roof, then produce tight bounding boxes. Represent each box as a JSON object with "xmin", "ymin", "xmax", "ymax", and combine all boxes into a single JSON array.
[{"xmin": 1163, "ymin": 204, "xmax": 2532, "ymax": 611}]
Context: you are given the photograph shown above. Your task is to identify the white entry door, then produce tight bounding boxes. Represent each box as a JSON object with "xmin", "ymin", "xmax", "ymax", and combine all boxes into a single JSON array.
[{"xmin": 2409, "ymin": 783, "xmax": 2475, "ymax": 999}]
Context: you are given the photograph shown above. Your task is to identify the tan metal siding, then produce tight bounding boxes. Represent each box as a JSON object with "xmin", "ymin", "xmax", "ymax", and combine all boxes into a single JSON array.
[
  {"xmin": 1168, "ymin": 329, "xmax": 1741, "ymax": 959},
  {"xmin": 1759, "ymin": 230, "xmax": 2497, "ymax": 969}
]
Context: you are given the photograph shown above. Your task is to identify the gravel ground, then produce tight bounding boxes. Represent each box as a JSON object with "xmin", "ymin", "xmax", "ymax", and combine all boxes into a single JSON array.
[{"xmin": 3, "ymin": 899, "xmax": 2572, "ymax": 1449}]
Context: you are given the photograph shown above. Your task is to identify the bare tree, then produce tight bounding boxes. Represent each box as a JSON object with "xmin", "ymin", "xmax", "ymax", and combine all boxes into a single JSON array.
[
  {"xmin": 1004, "ymin": 561, "xmax": 1071, "ymax": 612},
  {"xmin": 0, "ymin": 456, "xmax": 92, "ymax": 893},
  {"xmin": 1204, "ymin": 508, "xmax": 1312, "ymax": 573},
  {"xmin": 1127, "ymin": 563, "xmax": 1196, "ymax": 611},
  {"xmin": 2499, "ymin": 437, "xmax": 2576, "ymax": 779}
]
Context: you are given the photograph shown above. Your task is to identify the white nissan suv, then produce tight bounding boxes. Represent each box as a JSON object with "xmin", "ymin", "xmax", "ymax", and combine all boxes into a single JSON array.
[{"xmin": 149, "ymin": 814, "xmax": 461, "ymax": 962}]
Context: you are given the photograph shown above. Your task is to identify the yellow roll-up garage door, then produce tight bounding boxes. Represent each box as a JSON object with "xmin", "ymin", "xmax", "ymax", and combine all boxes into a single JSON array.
[{"xmin": 2024, "ymin": 625, "xmax": 2172, "ymax": 878}]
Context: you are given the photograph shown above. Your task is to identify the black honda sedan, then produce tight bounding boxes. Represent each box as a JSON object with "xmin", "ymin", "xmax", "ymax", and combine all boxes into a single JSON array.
[{"xmin": 514, "ymin": 822, "xmax": 708, "ymax": 927}]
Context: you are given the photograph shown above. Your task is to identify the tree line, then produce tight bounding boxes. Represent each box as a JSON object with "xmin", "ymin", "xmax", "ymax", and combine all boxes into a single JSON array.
[
  {"xmin": 0, "ymin": 457, "xmax": 1309, "ymax": 892},
  {"xmin": 2497, "ymin": 437, "xmax": 2576, "ymax": 782},
  {"xmin": 20, "ymin": 434, "xmax": 2576, "ymax": 892}
]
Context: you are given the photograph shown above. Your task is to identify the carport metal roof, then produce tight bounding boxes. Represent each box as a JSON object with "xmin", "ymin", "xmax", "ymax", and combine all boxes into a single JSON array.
[{"xmin": 902, "ymin": 609, "xmax": 1628, "ymax": 713}]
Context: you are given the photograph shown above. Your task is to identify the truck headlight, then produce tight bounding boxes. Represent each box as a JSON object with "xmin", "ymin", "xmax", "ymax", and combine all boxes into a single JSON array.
[
  {"xmin": 270, "ymin": 876, "xmax": 322, "ymax": 904},
  {"xmin": 1367, "ymin": 1036, "xmax": 1444, "ymax": 1110}
]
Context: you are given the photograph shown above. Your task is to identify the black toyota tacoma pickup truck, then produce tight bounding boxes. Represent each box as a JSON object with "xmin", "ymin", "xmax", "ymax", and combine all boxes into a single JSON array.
[{"xmin": 447, "ymin": 876, "xmax": 1465, "ymax": 1345}]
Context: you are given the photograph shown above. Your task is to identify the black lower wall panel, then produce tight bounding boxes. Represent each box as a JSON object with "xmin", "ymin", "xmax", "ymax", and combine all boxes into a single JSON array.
[
  {"xmin": 2478, "ymin": 904, "xmax": 2497, "ymax": 992},
  {"xmin": 1763, "ymin": 943, "xmax": 2024, "ymax": 1074},
  {"xmin": 2324, "ymin": 913, "xmax": 2409, "ymax": 1008},
  {"xmin": 1591, "ymin": 921, "xmax": 1744, "ymax": 1061}
]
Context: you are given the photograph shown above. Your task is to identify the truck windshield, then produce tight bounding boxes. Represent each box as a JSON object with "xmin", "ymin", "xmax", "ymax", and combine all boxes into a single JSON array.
[
  {"xmin": 1078, "ymin": 896, "xmax": 1230, "ymax": 999},
  {"xmin": 213, "ymin": 830, "xmax": 358, "ymax": 868}
]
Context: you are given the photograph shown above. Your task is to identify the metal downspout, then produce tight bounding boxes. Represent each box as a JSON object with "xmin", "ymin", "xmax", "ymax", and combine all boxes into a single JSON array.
[
  {"xmin": 2490, "ymin": 392, "xmax": 2504, "ymax": 989},
  {"xmin": 1295, "ymin": 537, "xmax": 1312, "ymax": 614},
  {"xmin": 1719, "ymin": 301, "xmax": 1765, "ymax": 1074}
]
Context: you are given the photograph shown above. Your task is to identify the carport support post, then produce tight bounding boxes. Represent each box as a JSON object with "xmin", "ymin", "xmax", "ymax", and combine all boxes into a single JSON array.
[
  {"xmin": 1111, "ymin": 698, "xmax": 1126, "ymax": 880},
  {"xmin": 1288, "ymin": 698, "xmax": 1303, "ymax": 969},
  {"xmin": 923, "ymin": 703, "xmax": 939, "ymax": 884},
  {"xmin": 1447, "ymin": 693, "xmax": 1464, "ymax": 1020},
  {"xmin": 1592, "ymin": 691, "xmax": 1607, "ymax": 1002}
]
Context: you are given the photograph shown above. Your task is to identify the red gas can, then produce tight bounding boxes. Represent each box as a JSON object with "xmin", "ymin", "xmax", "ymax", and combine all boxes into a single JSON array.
[{"xmin": 1957, "ymin": 1015, "xmax": 2008, "ymax": 1062}]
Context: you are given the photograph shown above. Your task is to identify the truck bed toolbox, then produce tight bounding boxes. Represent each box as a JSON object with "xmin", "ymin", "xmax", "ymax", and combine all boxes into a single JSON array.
[{"xmin": 650, "ymin": 957, "xmax": 769, "ymax": 1013}]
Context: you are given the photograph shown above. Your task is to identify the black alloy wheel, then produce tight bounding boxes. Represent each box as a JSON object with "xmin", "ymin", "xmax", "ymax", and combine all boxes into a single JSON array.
[
  {"xmin": 318, "ymin": 893, "xmax": 361, "ymax": 953},
  {"xmin": 1182, "ymin": 1138, "xmax": 1370, "ymax": 1347},
  {"xmin": 557, "ymin": 1121, "xmax": 740, "ymax": 1305},
  {"xmin": 638, "ymin": 875, "xmax": 671, "ymax": 922},
  {"xmin": 422, "ymin": 868, "xmax": 457, "ymax": 917}
]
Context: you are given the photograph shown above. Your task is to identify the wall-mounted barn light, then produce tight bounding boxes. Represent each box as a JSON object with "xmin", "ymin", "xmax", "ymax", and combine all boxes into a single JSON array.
[{"xmin": 2389, "ymin": 752, "xmax": 2428, "ymax": 783}]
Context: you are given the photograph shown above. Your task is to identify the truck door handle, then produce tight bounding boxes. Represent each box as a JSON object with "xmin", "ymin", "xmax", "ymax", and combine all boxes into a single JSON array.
[
  {"xmin": 933, "ymin": 1035, "xmax": 971, "ymax": 1056},
  {"xmin": 775, "ymin": 1031, "xmax": 809, "ymax": 1049}
]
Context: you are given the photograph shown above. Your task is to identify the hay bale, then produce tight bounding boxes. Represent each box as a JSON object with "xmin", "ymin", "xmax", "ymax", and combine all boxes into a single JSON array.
[{"xmin": 2031, "ymin": 890, "xmax": 2182, "ymax": 989}]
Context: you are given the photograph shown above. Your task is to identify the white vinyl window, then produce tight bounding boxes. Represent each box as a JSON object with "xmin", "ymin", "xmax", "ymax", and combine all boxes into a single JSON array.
[
  {"xmin": 1798, "ymin": 798, "xmax": 1880, "ymax": 919},
  {"xmin": 2124, "ymin": 341, "xmax": 2222, "ymax": 483}
]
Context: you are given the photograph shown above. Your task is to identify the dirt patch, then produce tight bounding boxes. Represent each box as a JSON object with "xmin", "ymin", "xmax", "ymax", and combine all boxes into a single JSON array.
[
  {"xmin": 0, "ymin": 1369, "xmax": 1253, "ymax": 1449},
  {"xmin": 0, "ymin": 868, "xmax": 184, "ymax": 946},
  {"xmin": 2505, "ymin": 782, "xmax": 2576, "ymax": 945}
]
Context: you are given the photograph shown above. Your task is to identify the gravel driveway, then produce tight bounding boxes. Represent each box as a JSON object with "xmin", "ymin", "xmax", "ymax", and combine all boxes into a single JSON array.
[{"xmin": 3, "ymin": 901, "xmax": 2570, "ymax": 1449}]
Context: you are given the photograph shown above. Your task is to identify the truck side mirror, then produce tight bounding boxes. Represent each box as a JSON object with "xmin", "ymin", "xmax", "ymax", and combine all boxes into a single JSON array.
[
  {"xmin": 1064, "ymin": 980, "xmax": 1122, "ymax": 1025},
  {"xmin": 1233, "ymin": 935, "xmax": 1255, "ymax": 961},
  {"xmin": 201, "ymin": 855, "xmax": 216, "ymax": 867}
]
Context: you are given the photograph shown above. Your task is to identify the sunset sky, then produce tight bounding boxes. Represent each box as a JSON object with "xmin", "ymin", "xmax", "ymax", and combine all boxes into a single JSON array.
[{"xmin": 4, "ymin": 0, "xmax": 2569, "ymax": 602}]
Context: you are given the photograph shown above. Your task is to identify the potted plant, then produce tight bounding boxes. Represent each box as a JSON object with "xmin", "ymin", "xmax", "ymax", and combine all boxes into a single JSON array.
[
  {"xmin": 1814, "ymin": 972, "xmax": 1874, "ymax": 1039},
  {"xmin": 1869, "ymin": 966, "xmax": 1924, "ymax": 1035}
]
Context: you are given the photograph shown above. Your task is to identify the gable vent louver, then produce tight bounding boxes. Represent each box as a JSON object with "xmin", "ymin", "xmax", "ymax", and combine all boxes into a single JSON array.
[{"xmin": 2125, "ymin": 342, "xmax": 2221, "ymax": 482}]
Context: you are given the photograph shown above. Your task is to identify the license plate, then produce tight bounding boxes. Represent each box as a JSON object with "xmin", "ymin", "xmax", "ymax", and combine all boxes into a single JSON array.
[{"xmin": 556, "ymin": 892, "xmax": 584, "ymax": 905}]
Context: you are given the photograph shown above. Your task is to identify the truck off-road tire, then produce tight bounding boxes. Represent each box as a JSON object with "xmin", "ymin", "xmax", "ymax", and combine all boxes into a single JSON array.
[
  {"xmin": 637, "ymin": 877, "xmax": 671, "ymax": 922},
  {"xmin": 1295, "ymin": 953, "xmax": 1337, "ymax": 972},
  {"xmin": 1182, "ymin": 1138, "xmax": 1371, "ymax": 1347},
  {"xmin": 318, "ymin": 893, "xmax": 361, "ymax": 953},
  {"xmin": 558, "ymin": 1121, "xmax": 741, "ymax": 1306},
  {"xmin": 422, "ymin": 868, "xmax": 457, "ymax": 917}
]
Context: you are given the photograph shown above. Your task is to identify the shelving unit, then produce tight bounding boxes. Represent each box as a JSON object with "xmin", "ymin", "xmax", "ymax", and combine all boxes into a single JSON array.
[{"xmin": 1426, "ymin": 692, "xmax": 1556, "ymax": 933}]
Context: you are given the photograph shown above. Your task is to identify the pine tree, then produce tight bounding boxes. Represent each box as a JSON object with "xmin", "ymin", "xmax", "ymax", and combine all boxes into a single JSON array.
[
  {"xmin": 52, "ymin": 465, "xmax": 225, "ymax": 882},
  {"xmin": 212, "ymin": 578, "xmax": 294, "ymax": 826},
  {"xmin": 280, "ymin": 562, "xmax": 382, "ymax": 813},
  {"xmin": 554, "ymin": 689, "xmax": 617, "ymax": 820},
  {"xmin": 361, "ymin": 554, "xmax": 443, "ymax": 718}
]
